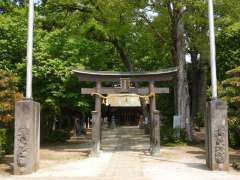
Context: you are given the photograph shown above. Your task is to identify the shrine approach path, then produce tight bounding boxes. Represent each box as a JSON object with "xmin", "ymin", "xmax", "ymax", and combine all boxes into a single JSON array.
[{"xmin": 4, "ymin": 126, "xmax": 240, "ymax": 180}]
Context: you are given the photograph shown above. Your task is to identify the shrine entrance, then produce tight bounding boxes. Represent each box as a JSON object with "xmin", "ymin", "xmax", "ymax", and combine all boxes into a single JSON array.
[
  {"xmin": 111, "ymin": 107, "xmax": 142, "ymax": 126},
  {"xmin": 74, "ymin": 68, "xmax": 177, "ymax": 156},
  {"xmin": 105, "ymin": 93, "xmax": 147, "ymax": 127}
]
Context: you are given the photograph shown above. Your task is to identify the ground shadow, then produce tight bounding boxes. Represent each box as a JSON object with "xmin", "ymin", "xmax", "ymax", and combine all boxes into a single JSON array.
[
  {"xmin": 0, "ymin": 134, "xmax": 92, "ymax": 175},
  {"xmin": 186, "ymin": 150, "xmax": 206, "ymax": 160},
  {"xmin": 0, "ymin": 155, "xmax": 13, "ymax": 175}
]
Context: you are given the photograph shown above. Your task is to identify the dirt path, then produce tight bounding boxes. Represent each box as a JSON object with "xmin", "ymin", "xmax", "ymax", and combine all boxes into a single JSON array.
[{"xmin": 1, "ymin": 126, "xmax": 240, "ymax": 180}]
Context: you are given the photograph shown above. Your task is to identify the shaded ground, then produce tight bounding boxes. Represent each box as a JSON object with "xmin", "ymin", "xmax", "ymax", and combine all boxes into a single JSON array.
[
  {"xmin": 0, "ymin": 134, "xmax": 91, "ymax": 176},
  {"xmin": 0, "ymin": 126, "xmax": 240, "ymax": 179}
]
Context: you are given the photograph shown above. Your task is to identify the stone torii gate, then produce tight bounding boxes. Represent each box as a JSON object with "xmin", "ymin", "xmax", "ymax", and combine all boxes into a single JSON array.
[{"xmin": 73, "ymin": 68, "xmax": 178, "ymax": 156}]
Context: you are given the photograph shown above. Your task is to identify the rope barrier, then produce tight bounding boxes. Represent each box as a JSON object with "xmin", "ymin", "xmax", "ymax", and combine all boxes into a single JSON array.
[
  {"xmin": 91, "ymin": 92, "xmax": 108, "ymax": 99},
  {"xmin": 139, "ymin": 92, "xmax": 155, "ymax": 99},
  {"xmin": 91, "ymin": 92, "xmax": 155, "ymax": 100}
]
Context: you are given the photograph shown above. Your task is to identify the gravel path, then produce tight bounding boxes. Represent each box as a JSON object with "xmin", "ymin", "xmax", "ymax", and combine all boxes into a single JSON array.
[{"xmin": 1, "ymin": 126, "xmax": 240, "ymax": 180}]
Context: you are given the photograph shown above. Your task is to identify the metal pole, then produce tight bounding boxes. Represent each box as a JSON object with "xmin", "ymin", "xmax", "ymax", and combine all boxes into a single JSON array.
[
  {"xmin": 26, "ymin": 0, "xmax": 34, "ymax": 99},
  {"xmin": 208, "ymin": 0, "xmax": 218, "ymax": 99}
]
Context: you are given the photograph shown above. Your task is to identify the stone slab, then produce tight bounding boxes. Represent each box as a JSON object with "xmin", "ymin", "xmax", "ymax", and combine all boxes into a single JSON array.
[
  {"xmin": 14, "ymin": 100, "xmax": 40, "ymax": 175},
  {"xmin": 173, "ymin": 115, "xmax": 181, "ymax": 138},
  {"xmin": 173, "ymin": 115, "xmax": 181, "ymax": 129}
]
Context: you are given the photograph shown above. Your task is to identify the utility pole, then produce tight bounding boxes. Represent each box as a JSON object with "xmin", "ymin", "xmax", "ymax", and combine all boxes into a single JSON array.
[
  {"xmin": 14, "ymin": 0, "xmax": 41, "ymax": 175},
  {"xmin": 205, "ymin": 0, "xmax": 229, "ymax": 171},
  {"xmin": 26, "ymin": 0, "xmax": 34, "ymax": 99},
  {"xmin": 208, "ymin": 0, "xmax": 218, "ymax": 99}
]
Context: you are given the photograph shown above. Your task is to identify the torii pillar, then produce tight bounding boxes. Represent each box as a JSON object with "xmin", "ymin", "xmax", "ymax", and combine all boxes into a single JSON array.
[
  {"xmin": 149, "ymin": 81, "xmax": 160, "ymax": 156},
  {"xmin": 90, "ymin": 81, "xmax": 102, "ymax": 157}
]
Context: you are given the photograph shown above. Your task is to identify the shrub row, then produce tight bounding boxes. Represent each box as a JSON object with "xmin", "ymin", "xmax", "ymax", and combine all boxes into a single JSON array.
[
  {"xmin": 44, "ymin": 129, "xmax": 71, "ymax": 143},
  {"xmin": 160, "ymin": 127, "xmax": 186, "ymax": 144}
]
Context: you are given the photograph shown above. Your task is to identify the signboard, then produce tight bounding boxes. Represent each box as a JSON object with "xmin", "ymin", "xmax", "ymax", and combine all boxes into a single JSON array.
[{"xmin": 106, "ymin": 94, "xmax": 142, "ymax": 107}]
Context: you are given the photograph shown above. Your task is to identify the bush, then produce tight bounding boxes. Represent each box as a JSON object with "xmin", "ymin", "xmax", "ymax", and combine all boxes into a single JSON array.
[
  {"xmin": 195, "ymin": 112, "xmax": 204, "ymax": 129},
  {"xmin": 228, "ymin": 117, "xmax": 240, "ymax": 148},
  {"xmin": 220, "ymin": 67, "xmax": 240, "ymax": 148},
  {"xmin": 6, "ymin": 128, "xmax": 14, "ymax": 154},
  {"xmin": 160, "ymin": 127, "xmax": 186, "ymax": 144},
  {"xmin": 233, "ymin": 161, "xmax": 240, "ymax": 171},
  {"xmin": 0, "ymin": 129, "xmax": 7, "ymax": 158},
  {"xmin": 46, "ymin": 129, "xmax": 71, "ymax": 143},
  {"xmin": 0, "ymin": 128, "xmax": 14, "ymax": 158}
]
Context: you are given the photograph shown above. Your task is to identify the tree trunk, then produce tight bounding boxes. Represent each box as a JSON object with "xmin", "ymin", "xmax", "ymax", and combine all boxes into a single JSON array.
[
  {"xmin": 112, "ymin": 39, "xmax": 134, "ymax": 71},
  {"xmin": 196, "ymin": 58, "xmax": 208, "ymax": 128},
  {"xmin": 172, "ymin": 19, "xmax": 192, "ymax": 141},
  {"xmin": 190, "ymin": 51, "xmax": 199, "ymax": 128},
  {"xmin": 112, "ymin": 38, "xmax": 149, "ymax": 121},
  {"xmin": 190, "ymin": 51, "xmax": 208, "ymax": 131}
]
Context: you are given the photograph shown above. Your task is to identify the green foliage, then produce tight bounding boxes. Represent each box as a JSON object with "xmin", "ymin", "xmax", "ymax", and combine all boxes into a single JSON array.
[
  {"xmin": 45, "ymin": 129, "xmax": 71, "ymax": 143},
  {"xmin": 0, "ymin": 128, "xmax": 14, "ymax": 158},
  {"xmin": 195, "ymin": 112, "xmax": 204, "ymax": 128},
  {"xmin": 0, "ymin": 0, "xmax": 240, "ymax": 146},
  {"xmin": 217, "ymin": 22, "xmax": 240, "ymax": 81},
  {"xmin": 160, "ymin": 127, "xmax": 186, "ymax": 144},
  {"xmin": 219, "ymin": 67, "xmax": 240, "ymax": 147},
  {"xmin": 0, "ymin": 7, "xmax": 27, "ymax": 74},
  {"xmin": 0, "ymin": 70, "xmax": 23, "ymax": 124},
  {"xmin": 156, "ymin": 92, "xmax": 175, "ymax": 126},
  {"xmin": 228, "ymin": 117, "xmax": 240, "ymax": 147},
  {"xmin": 0, "ymin": 129, "xmax": 7, "ymax": 158}
]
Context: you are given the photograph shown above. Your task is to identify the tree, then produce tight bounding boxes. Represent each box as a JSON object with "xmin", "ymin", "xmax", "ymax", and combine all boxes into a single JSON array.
[
  {"xmin": 0, "ymin": 70, "xmax": 23, "ymax": 127},
  {"xmin": 220, "ymin": 67, "xmax": 240, "ymax": 147}
]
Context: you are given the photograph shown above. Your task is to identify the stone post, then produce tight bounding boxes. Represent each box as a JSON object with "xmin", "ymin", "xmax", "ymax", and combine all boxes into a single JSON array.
[
  {"xmin": 206, "ymin": 100, "xmax": 229, "ymax": 171},
  {"xmin": 149, "ymin": 81, "xmax": 156, "ymax": 153},
  {"xmin": 91, "ymin": 111, "xmax": 101, "ymax": 157},
  {"xmin": 151, "ymin": 110, "xmax": 160, "ymax": 156},
  {"xmin": 91, "ymin": 81, "xmax": 102, "ymax": 157},
  {"xmin": 14, "ymin": 100, "xmax": 40, "ymax": 175}
]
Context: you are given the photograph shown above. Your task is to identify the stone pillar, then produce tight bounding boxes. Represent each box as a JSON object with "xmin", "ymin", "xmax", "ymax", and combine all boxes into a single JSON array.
[
  {"xmin": 14, "ymin": 100, "xmax": 40, "ymax": 175},
  {"xmin": 151, "ymin": 110, "xmax": 160, "ymax": 156},
  {"xmin": 149, "ymin": 81, "xmax": 156, "ymax": 153},
  {"xmin": 206, "ymin": 100, "xmax": 229, "ymax": 171},
  {"xmin": 91, "ymin": 111, "xmax": 101, "ymax": 157},
  {"xmin": 91, "ymin": 81, "xmax": 102, "ymax": 157}
]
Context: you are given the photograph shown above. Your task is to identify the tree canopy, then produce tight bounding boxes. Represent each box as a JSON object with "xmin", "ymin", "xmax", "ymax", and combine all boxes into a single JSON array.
[{"xmin": 0, "ymin": 0, "xmax": 239, "ymax": 144}]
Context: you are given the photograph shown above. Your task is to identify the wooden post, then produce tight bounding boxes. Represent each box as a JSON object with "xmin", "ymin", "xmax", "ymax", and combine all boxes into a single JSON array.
[
  {"xmin": 91, "ymin": 81, "xmax": 102, "ymax": 157},
  {"xmin": 149, "ymin": 81, "xmax": 156, "ymax": 153}
]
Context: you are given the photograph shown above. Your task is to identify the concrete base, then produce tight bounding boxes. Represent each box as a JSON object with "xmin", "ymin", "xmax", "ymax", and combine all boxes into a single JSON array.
[
  {"xmin": 14, "ymin": 100, "xmax": 40, "ymax": 175},
  {"xmin": 206, "ymin": 100, "xmax": 229, "ymax": 171}
]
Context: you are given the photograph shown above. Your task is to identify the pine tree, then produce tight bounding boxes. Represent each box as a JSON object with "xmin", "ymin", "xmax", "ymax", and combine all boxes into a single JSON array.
[{"xmin": 222, "ymin": 66, "xmax": 240, "ymax": 147}]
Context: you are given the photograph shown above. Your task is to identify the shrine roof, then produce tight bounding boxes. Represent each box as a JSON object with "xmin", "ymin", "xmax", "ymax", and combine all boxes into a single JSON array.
[{"xmin": 73, "ymin": 67, "xmax": 177, "ymax": 82}]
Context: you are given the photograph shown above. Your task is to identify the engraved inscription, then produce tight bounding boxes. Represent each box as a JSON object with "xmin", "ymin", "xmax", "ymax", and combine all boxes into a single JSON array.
[
  {"xmin": 16, "ymin": 128, "xmax": 30, "ymax": 168},
  {"xmin": 215, "ymin": 126, "xmax": 226, "ymax": 164}
]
